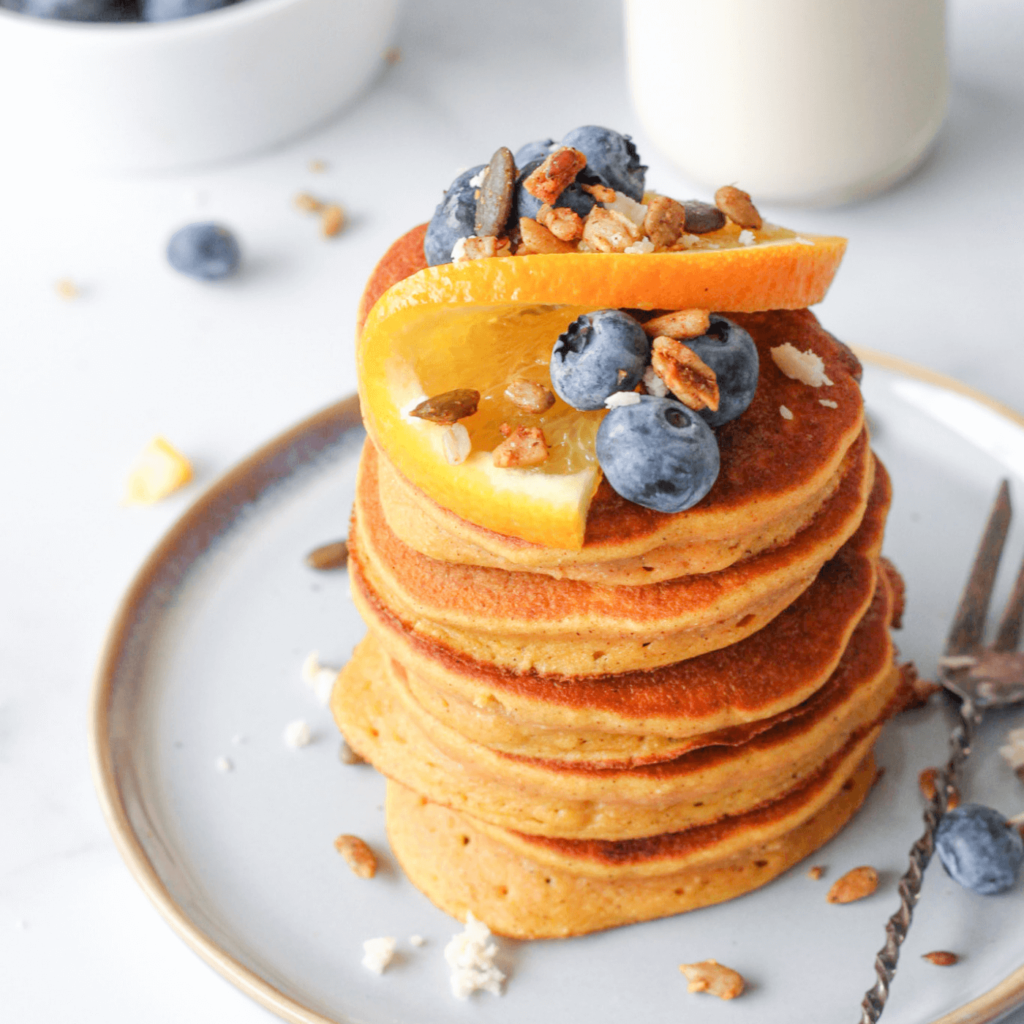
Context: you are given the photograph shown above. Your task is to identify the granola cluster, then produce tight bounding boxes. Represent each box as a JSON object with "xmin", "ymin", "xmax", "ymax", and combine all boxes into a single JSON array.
[{"xmin": 450, "ymin": 144, "xmax": 763, "ymax": 264}]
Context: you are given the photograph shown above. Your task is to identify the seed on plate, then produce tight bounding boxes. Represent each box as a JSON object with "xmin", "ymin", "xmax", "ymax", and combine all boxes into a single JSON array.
[
  {"xmin": 335, "ymin": 834, "xmax": 377, "ymax": 878},
  {"xmin": 679, "ymin": 960, "xmax": 745, "ymax": 1000},
  {"xmin": 475, "ymin": 147, "xmax": 517, "ymax": 238},
  {"xmin": 807, "ymin": 865, "xmax": 825, "ymax": 880},
  {"xmin": 410, "ymin": 389, "xmax": 481, "ymax": 425},
  {"xmin": 305, "ymin": 539, "xmax": 349, "ymax": 570},
  {"xmin": 827, "ymin": 865, "xmax": 879, "ymax": 904},
  {"xmin": 922, "ymin": 951, "xmax": 959, "ymax": 966},
  {"xmin": 321, "ymin": 204, "xmax": 346, "ymax": 237}
]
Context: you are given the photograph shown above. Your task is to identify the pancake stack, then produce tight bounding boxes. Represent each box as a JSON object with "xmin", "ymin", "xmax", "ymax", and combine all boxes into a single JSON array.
[{"xmin": 333, "ymin": 236, "xmax": 903, "ymax": 939}]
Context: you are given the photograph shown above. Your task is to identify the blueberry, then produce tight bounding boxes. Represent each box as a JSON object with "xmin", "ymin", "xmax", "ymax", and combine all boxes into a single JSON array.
[
  {"xmin": 935, "ymin": 804, "xmax": 1024, "ymax": 895},
  {"xmin": 166, "ymin": 223, "xmax": 241, "ymax": 281},
  {"xmin": 423, "ymin": 164, "xmax": 485, "ymax": 267},
  {"xmin": 515, "ymin": 158, "xmax": 595, "ymax": 222},
  {"xmin": 514, "ymin": 139, "xmax": 555, "ymax": 168},
  {"xmin": 561, "ymin": 126, "xmax": 646, "ymax": 202},
  {"xmin": 4, "ymin": 0, "xmax": 136, "ymax": 19},
  {"xmin": 550, "ymin": 310, "xmax": 650, "ymax": 411},
  {"xmin": 597, "ymin": 396, "xmax": 720, "ymax": 513},
  {"xmin": 141, "ymin": 0, "xmax": 234, "ymax": 19},
  {"xmin": 681, "ymin": 315, "xmax": 759, "ymax": 428}
]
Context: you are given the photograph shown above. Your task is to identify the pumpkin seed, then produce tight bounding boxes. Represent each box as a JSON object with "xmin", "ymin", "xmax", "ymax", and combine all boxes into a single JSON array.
[
  {"xmin": 474, "ymin": 147, "xmax": 516, "ymax": 238},
  {"xmin": 681, "ymin": 200, "xmax": 726, "ymax": 234},
  {"xmin": 410, "ymin": 388, "xmax": 480, "ymax": 425}
]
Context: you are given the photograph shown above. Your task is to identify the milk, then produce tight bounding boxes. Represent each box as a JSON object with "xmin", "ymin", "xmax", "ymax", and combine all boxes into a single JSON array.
[{"xmin": 625, "ymin": 0, "xmax": 948, "ymax": 205}]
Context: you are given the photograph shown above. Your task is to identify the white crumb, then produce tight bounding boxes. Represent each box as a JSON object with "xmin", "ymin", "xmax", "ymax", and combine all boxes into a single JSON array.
[
  {"xmin": 468, "ymin": 170, "xmax": 486, "ymax": 188},
  {"xmin": 677, "ymin": 233, "xmax": 702, "ymax": 248},
  {"xmin": 301, "ymin": 650, "xmax": 339, "ymax": 706},
  {"xmin": 606, "ymin": 190, "xmax": 648, "ymax": 227},
  {"xmin": 451, "ymin": 236, "xmax": 471, "ymax": 262},
  {"xmin": 780, "ymin": 405, "xmax": 794, "ymax": 420},
  {"xmin": 283, "ymin": 720, "xmax": 312, "ymax": 749},
  {"xmin": 215, "ymin": 756, "xmax": 234, "ymax": 773},
  {"xmin": 362, "ymin": 936, "xmax": 397, "ymax": 975},
  {"xmin": 624, "ymin": 237, "xmax": 655, "ymax": 254},
  {"xmin": 738, "ymin": 229, "xmax": 756, "ymax": 246},
  {"xmin": 444, "ymin": 911, "xmax": 505, "ymax": 999},
  {"xmin": 642, "ymin": 365, "xmax": 670, "ymax": 398},
  {"xmin": 819, "ymin": 399, "xmax": 839, "ymax": 409},
  {"xmin": 409, "ymin": 935, "xmax": 426, "ymax": 947},
  {"xmin": 605, "ymin": 391, "xmax": 642, "ymax": 408},
  {"xmin": 442, "ymin": 424, "xmax": 471, "ymax": 465},
  {"xmin": 770, "ymin": 343, "xmax": 834, "ymax": 387}
]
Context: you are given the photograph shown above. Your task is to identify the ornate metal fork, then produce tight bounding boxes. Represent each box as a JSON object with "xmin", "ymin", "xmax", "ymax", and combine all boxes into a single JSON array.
[{"xmin": 859, "ymin": 479, "xmax": 1024, "ymax": 1023}]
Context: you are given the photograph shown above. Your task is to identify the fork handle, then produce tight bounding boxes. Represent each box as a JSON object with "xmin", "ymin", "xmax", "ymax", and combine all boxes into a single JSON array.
[{"xmin": 857, "ymin": 698, "xmax": 979, "ymax": 1024}]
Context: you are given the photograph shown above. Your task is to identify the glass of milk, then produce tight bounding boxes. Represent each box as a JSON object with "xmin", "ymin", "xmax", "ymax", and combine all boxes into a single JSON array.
[{"xmin": 625, "ymin": 0, "xmax": 948, "ymax": 205}]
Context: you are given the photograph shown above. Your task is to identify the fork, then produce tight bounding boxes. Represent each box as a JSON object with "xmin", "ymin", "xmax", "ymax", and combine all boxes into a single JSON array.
[{"xmin": 859, "ymin": 479, "xmax": 1024, "ymax": 1024}]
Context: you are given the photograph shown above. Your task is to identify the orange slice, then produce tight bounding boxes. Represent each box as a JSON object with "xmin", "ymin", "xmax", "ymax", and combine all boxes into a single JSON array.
[{"xmin": 357, "ymin": 224, "xmax": 846, "ymax": 550}]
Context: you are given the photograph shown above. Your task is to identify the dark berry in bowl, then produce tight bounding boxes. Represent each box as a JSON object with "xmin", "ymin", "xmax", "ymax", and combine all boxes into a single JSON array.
[
  {"xmin": 423, "ymin": 164, "xmax": 485, "ymax": 267},
  {"xmin": 141, "ymin": 0, "xmax": 236, "ymax": 19},
  {"xmin": 683, "ymin": 315, "xmax": 759, "ymax": 428},
  {"xmin": 550, "ymin": 310, "xmax": 650, "ymax": 411},
  {"xmin": 935, "ymin": 804, "xmax": 1024, "ymax": 895},
  {"xmin": 596, "ymin": 395, "xmax": 720, "ymax": 513},
  {"xmin": 4, "ymin": 0, "xmax": 137, "ymax": 19},
  {"xmin": 514, "ymin": 139, "xmax": 555, "ymax": 167},
  {"xmin": 561, "ymin": 125, "xmax": 646, "ymax": 202},
  {"xmin": 515, "ymin": 158, "xmax": 594, "ymax": 222},
  {"xmin": 166, "ymin": 223, "xmax": 241, "ymax": 281}
]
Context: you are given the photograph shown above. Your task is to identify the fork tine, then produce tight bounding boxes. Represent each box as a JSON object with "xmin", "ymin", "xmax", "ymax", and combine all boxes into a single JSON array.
[
  {"xmin": 993, "ymin": 546, "xmax": 1024, "ymax": 651},
  {"xmin": 945, "ymin": 479, "xmax": 1012, "ymax": 656}
]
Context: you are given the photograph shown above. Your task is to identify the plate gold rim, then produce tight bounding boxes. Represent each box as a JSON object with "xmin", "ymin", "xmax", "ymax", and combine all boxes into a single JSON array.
[{"xmin": 88, "ymin": 362, "xmax": 1024, "ymax": 1024}]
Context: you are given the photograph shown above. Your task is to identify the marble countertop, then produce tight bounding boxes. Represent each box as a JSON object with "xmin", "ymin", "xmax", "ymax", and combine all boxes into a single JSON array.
[{"xmin": 2, "ymin": 0, "xmax": 1022, "ymax": 1020}]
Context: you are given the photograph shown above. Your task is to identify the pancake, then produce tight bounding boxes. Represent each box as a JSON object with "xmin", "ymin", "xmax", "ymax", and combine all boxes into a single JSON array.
[
  {"xmin": 350, "ymin": 459, "xmax": 892, "ymax": 746},
  {"xmin": 375, "ymin": 308, "xmax": 864, "ymax": 580},
  {"xmin": 331, "ymin": 588, "xmax": 898, "ymax": 840},
  {"xmin": 393, "ymin": 558, "xmax": 897, "ymax": 769},
  {"xmin": 350, "ymin": 431, "xmax": 875, "ymax": 676},
  {"xmin": 385, "ymin": 753, "xmax": 877, "ymax": 939}
]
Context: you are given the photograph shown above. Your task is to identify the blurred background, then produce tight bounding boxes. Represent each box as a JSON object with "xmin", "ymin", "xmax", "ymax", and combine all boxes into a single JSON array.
[{"xmin": 1, "ymin": 0, "xmax": 1022, "ymax": 1020}]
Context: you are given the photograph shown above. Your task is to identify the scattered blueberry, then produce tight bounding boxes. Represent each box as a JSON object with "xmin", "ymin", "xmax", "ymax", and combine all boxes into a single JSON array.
[
  {"xmin": 561, "ymin": 125, "xmax": 646, "ymax": 202},
  {"xmin": 550, "ymin": 310, "xmax": 650, "ymax": 410},
  {"xmin": 166, "ymin": 223, "xmax": 241, "ymax": 281},
  {"xmin": 141, "ymin": 0, "xmax": 235, "ymax": 19},
  {"xmin": 515, "ymin": 158, "xmax": 595, "ymax": 222},
  {"xmin": 935, "ymin": 804, "xmax": 1024, "ymax": 895},
  {"xmin": 596, "ymin": 396, "xmax": 720, "ymax": 513},
  {"xmin": 681, "ymin": 200, "xmax": 726, "ymax": 234},
  {"xmin": 514, "ymin": 139, "xmax": 555, "ymax": 168},
  {"xmin": 3, "ymin": 0, "xmax": 137, "ymax": 20},
  {"xmin": 681, "ymin": 315, "xmax": 759, "ymax": 428},
  {"xmin": 424, "ymin": 164, "xmax": 485, "ymax": 266}
]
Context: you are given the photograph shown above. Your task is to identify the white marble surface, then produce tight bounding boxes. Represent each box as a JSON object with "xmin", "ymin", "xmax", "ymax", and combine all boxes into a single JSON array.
[{"xmin": 1, "ymin": 0, "xmax": 1022, "ymax": 1020}]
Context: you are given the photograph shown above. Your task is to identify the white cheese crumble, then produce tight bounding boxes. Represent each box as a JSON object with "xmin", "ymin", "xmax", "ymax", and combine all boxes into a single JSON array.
[
  {"xmin": 605, "ymin": 391, "xmax": 642, "ymax": 408},
  {"xmin": 606, "ymin": 191, "xmax": 648, "ymax": 228},
  {"xmin": 738, "ymin": 229, "xmax": 756, "ymax": 246},
  {"xmin": 642, "ymin": 365, "xmax": 670, "ymax": 398},
  {"xmin": 215, "ymin": 756, "xmax": 233, "ymax": 773},
  {"xmin": 999, "ymin": 728, "xmax": 1024, "ymax": 769},
  {"xmin": 444, "ymin": 912, "xmax": 505, "ymax": 999},
  {"xmin": 780, "ymin": 405, "xmax": 794, "ymax": 420},
  {"xmin": 301, "ymin": 650, "xmax": 339, "ymax": 706},
  {"xmin": 677, "ymin": 233, "xmax": 702, "ymax": 249},
  {"xmin": 623, "ymin": 237, "xmax": 655, "ymax": 254},
  {"xmin": 770, "ymin": 343, "xmax": 834, "ymax": 387},
  {"xmin": 442, "ymin": 423, "xmax": 472, "ymax": 465},
  {"xmin": 451, "ymin": 236, "xmax": 472, "ymax": 262},
  {"xmin": 819, "ymin": 399, "xmax": 839, "ymax": 409},
  {"xmin": 468, "ymin": 170, "xmax": 486, "ymax": 188},
  {"xmin": 283, "ymin": 719, "xmax": 312, "ymax": 748},
  {"xmin": 409, "ymin": 935, "xmax": 426, "ymax": 947},
  {"xmin": 362, "ymin": 936, "xmax": 397, "ymax": 974}
]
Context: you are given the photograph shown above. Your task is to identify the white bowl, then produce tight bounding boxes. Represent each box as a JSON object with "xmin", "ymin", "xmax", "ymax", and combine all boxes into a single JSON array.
[{"xmin": 0, "ymin": 0, "xmax": 402, "ymax": 172}]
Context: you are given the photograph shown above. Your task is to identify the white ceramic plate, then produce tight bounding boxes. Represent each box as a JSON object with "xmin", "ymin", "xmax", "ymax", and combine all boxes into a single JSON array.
[{"xmin": 91, "ymin": 356, "xmax": 1024, "ymax": 1024}]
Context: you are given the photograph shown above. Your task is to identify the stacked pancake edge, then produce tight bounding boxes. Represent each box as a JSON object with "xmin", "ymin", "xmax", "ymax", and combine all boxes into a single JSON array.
[{"xmin": 333, "ymin": 309, "xmax": 903, "ymax": 939}]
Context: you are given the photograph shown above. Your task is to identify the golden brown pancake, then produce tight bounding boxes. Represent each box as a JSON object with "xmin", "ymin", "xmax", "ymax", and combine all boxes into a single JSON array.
[
  {"xmin": 350, "ymin": 433, "xmax": 875, "ymax": 676},
  {"xmin": 373, "ymin": 308, "xmax": 865, "ymax": 577},
  {"xmin": 385, "ymin": 754, "xmax": 877, "ymax": 939}
]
